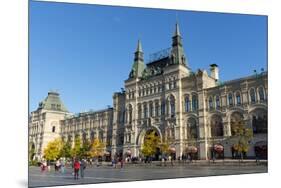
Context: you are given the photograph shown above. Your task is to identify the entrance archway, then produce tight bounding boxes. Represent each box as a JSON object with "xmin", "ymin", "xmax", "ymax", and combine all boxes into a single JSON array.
[
  {"xmin": 250, "ymin": 108, "xmax": 267, "ymax": 134},
  {"xmin": 137, "ymin": 127, "xmax": 162, "ymax": 161},
  {"xmin": 210, "ymin": 114, "xmax": 223, "ymax": 137}
]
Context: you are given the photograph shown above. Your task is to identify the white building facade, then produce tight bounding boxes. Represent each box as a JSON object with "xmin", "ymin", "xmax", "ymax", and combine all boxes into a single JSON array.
[{"xmin": 29, "ymin": 23, "xmax": 267, "ymax": 161}]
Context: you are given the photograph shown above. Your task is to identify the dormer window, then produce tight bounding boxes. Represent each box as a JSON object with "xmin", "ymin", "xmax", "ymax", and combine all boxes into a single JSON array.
[{"xmin": 51, "ymin": 104, "xmax": 56, "ymax": 109}]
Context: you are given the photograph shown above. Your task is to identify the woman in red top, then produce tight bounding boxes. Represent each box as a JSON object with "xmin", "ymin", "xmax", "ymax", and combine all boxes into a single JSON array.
[{"xmin": 73, "ymin": 159, "xmax": 80, "ymax": 180}]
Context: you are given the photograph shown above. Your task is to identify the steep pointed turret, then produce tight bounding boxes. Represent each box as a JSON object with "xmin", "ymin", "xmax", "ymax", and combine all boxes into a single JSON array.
[
  {"xmin": 129, "ymin": 40, "xmax": 145, "ymax": 78},
  {"xmin": 171, "ymin": 22, "xmax": 188, "ymax": 67}
]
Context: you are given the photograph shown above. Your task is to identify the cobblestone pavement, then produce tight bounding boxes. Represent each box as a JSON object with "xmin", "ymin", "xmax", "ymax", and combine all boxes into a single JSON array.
[{"xmin": 29, "ymin": 163, "xmax": 267, "ymax": 187}]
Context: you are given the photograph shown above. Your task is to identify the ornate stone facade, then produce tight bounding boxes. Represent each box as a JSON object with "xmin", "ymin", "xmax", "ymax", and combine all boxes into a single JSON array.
[{"xmin": 29, "ymin": 23, "xmax": 267, "ymax": 161}]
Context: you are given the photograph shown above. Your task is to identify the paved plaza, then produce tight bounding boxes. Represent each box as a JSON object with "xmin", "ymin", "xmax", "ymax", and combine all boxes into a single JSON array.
[{"xmin": 29, "ymin": 161, "xmax": 267, "ymax": 187}]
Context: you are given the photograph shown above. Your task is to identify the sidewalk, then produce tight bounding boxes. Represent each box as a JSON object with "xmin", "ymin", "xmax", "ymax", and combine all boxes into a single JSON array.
[{"xmin": 89, "ymin": 159, "xmax": 267, "ymax": 168}]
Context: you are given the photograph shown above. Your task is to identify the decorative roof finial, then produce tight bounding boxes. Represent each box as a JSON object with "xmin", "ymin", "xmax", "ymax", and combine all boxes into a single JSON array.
[
  {"xmin": 174, "ymin": 22, "xmax": 181, "ymax": 36},
  {"xmin": 136, "ymin": 39, "xmax": 143, "ymax": 52}
]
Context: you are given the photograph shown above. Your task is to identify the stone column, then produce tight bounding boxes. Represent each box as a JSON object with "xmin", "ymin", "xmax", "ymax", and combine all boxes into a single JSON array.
[
  {"xmin": 198, "ymin": 90, "xmax": 208, "ymax": 160},
  {"xmin": 224, "ymin": 120, "xmax": 231, "ymax": 137}
]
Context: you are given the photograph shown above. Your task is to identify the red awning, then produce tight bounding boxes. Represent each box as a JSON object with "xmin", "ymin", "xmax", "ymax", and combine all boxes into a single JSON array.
[
  {"xmin": 169, "ymin": 147, "xmax": 176, "ymax": 153},
  {"xmin": 255, "ymin": 141, "xmax": 267, "ymax": 147},
  {"xmin": 104, "ymin": 151, "xmax": 110, "ymax": 156},
  {"xmin": 187, "ymin": 146, "xmax": 198, "ymax": 153},
  {"xmin": 214, "ymin": 144, "xmax": 224, "ymax": 152}
]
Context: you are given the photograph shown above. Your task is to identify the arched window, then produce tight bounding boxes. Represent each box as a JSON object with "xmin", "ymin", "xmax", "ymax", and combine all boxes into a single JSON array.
[
  {"xmin": 192, "ymin": 94, "xmax": 198, "ymax": 111},
  {"xmin": 173, "ymin": 81, "xmax": 177, "ymax": 88},
  {"xmin": 122, "ymin": 110, "xmax": 126, "ymax": 123},
  {"xmin": 155, "ymin": 101, "xmax": 159, "ymax": 117},
  {"xmin": 128, "ymin": 104, "xmax": 133, "ymax": 124},
  {"xmin": 138, "ymin": 104, "xmax": 142, "ymax": 119},
  {"xmin": 125, "ymin": 110, "xmax": 128, "ymax": 123},
  {"xmin": 143, "ymin": 103, "xmax": 148, "ymax": 118},
  {"xmin": 252, "ymin": 108, "xmax": 267, "ymax": 134},
  {"xmin": 68, "ymin": 135, "xmax": 73, "ymax": 143},
  {"xmin": 158, "ymin": 84, "xmax": 161, "ymax": 92},
  {"xmin": 161, "ymin": 100, "xmax": 165, "ymax": 115},
  {"xmin": 169, "ymin": 82, "xmax": 172, "ymax": 90},
  {"xmin": 138, "ymin": 88, "xmax": 141, "ymax": 97},
  {"xmin": 228, "ymin": 93, "xmax": 233, "ymax": 106},
  {"xmin": 187, "ymin": 118, "xmax": 198, "ymax": 139},
  {"xmin": 185, "ymin": 95, "xmax": 190, "ymax": 112},
  {"xmin": 209, "ymin": 97, "xmax": 213, "ymax": 110},
  {"xmin": 258, "ymin": 87, "xmax": 265, "ymax": 101},
  {"xmin": 52, "ymin": 126, "xmax": 56, "ymax": 133},
  {"xmin": 215, "ymin": 95, "xmax": 220, "ymax": 109},
  {"xmin": 99, "ymin": 130, "xmax": 103, "ymax": 141},
  {"xmin": 210, "ymin": 115, "xmax": 223, "ymax": 137},
  {"xmin": 170, "ymin": 95, "xmax": 176, "ymax": 117},
  {"xmin": 250, "ymin": 88, "xmax": 256, "ymax": 103},
  {"xmin": 82, "ymin": 132, "xmax": 87, "ymax": 143},
  {"xmin": 149, "ymin": 102, "xmax": 153, "ymax": 117},
  {"xmin": 236, "ymin": 92, "xmax": 241, "ymax": 105}
]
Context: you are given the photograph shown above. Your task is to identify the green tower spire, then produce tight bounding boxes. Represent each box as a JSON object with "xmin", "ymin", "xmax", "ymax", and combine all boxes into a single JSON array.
[
  {"xmin": 129, "ymin": 40, "xmax": 145, "ymax": 78},
  {"xmin": 171, "ymin": 22, "xmax": 188, "ymax": 67}
]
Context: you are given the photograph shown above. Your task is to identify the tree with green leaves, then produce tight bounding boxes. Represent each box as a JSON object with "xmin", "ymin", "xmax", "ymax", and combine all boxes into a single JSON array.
[
  {"xmin": 60, "ymin": 140, "xmax": 72, "ymax": 159},
  {"xmin": 29, "ymin": 142, "xmax": 35, "ymax": 161},
  {"xmin": 89, "ymin": 138, "xmax": 106, "ymax": 159},
  {"xmin": 231, "ymin": 120, "xmax": 253, "ymax": 161},
  {"xmin": 43, "ymin": 138, "xmax": 63, "ymax": 161},
  {"xmin": 71, "ymin": 135, "xmax": 81, "ymax": 158},
  {"xmin": 79, "ymin": 139, "xmax": 91, "ymax": 158}
]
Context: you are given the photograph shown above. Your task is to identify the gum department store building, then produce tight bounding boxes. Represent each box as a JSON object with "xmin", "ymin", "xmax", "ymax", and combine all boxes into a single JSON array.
[{"xmin": 29, "ymin": 23, "xmax": 268, "ymax": 161}]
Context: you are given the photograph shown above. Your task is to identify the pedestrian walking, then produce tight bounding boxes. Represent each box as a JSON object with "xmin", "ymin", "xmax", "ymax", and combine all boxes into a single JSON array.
[
  {"xmin": 55, "ymin": 159, "xmax": 60, "ymax": 172},
  {"xmin": 40, "ymin": 160, "xmax": 47, "ymax": 172},
  {"xmin": 47, "ymin": 160, "xmax": 51, "ymax": 171},
  {"xmin": 60, "ymin": 159, "xmax": 65, "ymax": 174},
  {"xmin": 73, "ymin": 159, "xmax": 80, "ymax": 180},
  {"xmin": 169, "ymin": 155, "xmax": 174, "ymax": 166},
  {"xmin": 80, "ymin": 159, "xmax": 87, "ymax": 178},
  {"xmin": 120, "ymin": 157, "xmax": 124, "ymax": 168},
  {"xmin": 112, "ymin": 158, "xmax": 116, "ymax": 168}
]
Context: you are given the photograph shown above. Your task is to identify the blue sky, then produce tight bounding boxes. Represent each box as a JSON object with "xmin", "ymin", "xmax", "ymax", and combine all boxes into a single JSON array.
[{"xmin": 29, "ymin": 1, "xmax": 267, "ymax": 113}]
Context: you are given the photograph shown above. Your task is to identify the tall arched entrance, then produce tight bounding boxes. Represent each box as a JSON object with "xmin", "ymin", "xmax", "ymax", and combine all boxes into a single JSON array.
[
  {"xmin": 137, "ymin": 127, "xmax": 162, "ymax": 161},
  {"xmin": 249, "ymin": 108, "xmax": 267, "ymax": 134}
]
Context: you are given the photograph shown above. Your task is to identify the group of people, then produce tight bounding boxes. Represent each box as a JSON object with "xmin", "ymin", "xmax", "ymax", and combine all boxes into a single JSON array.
[
  {"xmin": 40, "ymin": 158, "xmax": 66, "ymax": 173},
  {"xmin": 39, "ymin": 158, "xmax": 87, "ymax": 180},
  {"xmin": 73, "ymin": 158, "xmax": 87, "ymax": 180},
  {"xmin": 111, "ymin": 157, "xmax": 124, "ymax": 168}
]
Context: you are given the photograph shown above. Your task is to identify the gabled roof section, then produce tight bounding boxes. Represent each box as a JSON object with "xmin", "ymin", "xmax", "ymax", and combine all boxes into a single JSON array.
[{"xmin": 38, "ymin": 91, "xmax": 68, "ymax": 112}]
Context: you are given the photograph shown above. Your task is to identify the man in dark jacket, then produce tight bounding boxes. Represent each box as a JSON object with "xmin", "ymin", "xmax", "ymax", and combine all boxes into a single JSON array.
[{"xmin": 80, "ymin": 159, "xmax": 87, "ymax": 178}]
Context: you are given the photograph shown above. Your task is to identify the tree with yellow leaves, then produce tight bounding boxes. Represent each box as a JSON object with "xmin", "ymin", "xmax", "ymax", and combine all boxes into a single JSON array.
[
  {"xmin": 43, "ymin": 138, "xmax": 63, "ymax": 161},
  {"xmin": 89, "ymin": 138, "xmax": 105, "ymax": 159},
  {"xmin": 231, "ymin": 119, "xmax": 253, "ymax": 161},
  {"xmin": 141, "ymin": 130, "xmax": 161, "ymax": 158}
]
